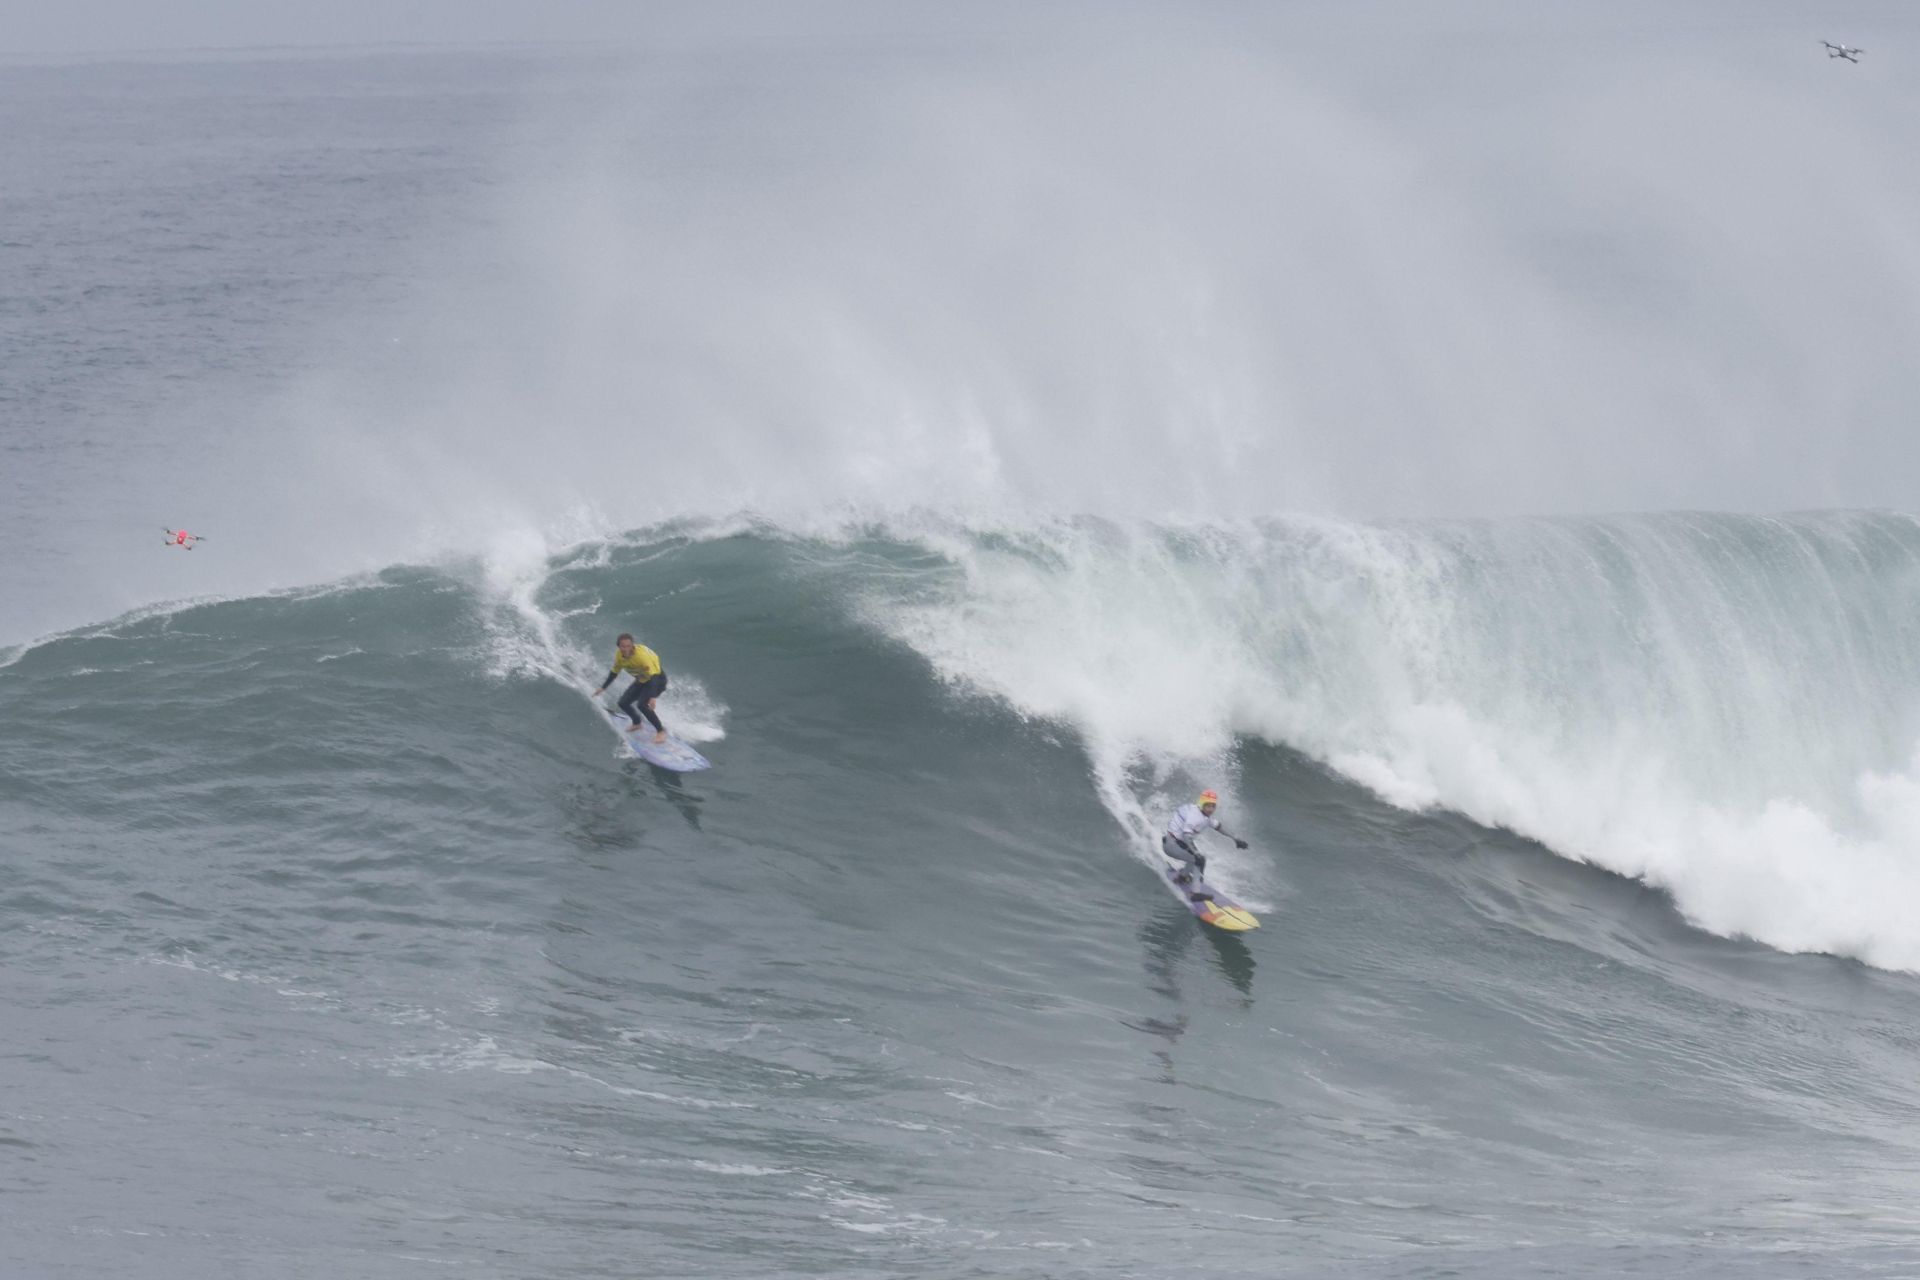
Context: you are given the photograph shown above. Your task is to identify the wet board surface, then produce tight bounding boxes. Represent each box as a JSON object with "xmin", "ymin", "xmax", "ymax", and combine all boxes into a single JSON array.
[
  {"xmin": 1160, "ymin": 864, "xmax": 1260, "ymax": 931},
  {"xmin": 604, "ymin": 708, "xmax": 712, "ymax": 772}
]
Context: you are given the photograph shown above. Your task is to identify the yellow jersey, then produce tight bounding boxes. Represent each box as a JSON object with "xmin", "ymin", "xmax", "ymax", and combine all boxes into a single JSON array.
[{"xmin": 608, "ymin": 644, "xmax": 662, "ymax": 680}]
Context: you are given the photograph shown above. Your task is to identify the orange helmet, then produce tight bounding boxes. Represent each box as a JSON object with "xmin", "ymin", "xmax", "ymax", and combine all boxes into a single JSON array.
[{"xmin": 1198, "ymin": 789, "xmax": 1220, "ymax": 808}]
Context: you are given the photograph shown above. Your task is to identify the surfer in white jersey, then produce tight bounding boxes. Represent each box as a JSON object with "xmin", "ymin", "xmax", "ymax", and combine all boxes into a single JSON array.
[{"xmin": 1163, "ymin": 789, "xmax": 1248, "ymax": 884}]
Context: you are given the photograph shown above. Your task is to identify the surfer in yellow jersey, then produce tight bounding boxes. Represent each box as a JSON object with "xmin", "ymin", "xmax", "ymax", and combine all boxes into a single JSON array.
[
  {"xmin": 1163, "ymin": 789, "xmax": 1249, "ymax": 885},
  {"xmin": 592, "ymin": 633, "xmax": 670, "ymax": 744}
]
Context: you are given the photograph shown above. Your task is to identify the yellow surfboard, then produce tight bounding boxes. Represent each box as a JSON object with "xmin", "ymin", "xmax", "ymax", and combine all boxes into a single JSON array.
[{"xmin": 1161, "ymin": 866, "xmax": 1261, "ymax": 931}]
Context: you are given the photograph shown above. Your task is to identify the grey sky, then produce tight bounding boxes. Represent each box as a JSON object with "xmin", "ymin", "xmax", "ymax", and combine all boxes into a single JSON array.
[
  {"xmin": 6, "ymin": 0, "xmax": 1888, "ymax": 58},
  {"xmin": 2, "ymin": 2, "xmax": 636, "ymax": 54},
  {"xmin": 3, "ymin": 0, "xmax": 990, "ymax": 57}
]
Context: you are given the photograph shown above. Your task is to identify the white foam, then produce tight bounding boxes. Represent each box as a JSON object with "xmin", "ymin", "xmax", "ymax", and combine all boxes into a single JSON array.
[
  {"xmin": 379, "ymin": 1034, "xmax": 558, "ymax": 1077},
  {"xmin": 455, "ymin": 515, "xmax": 732, "ymax": 743},
  {"xmin": 859, "ymin": 512, "xmax": 1920, "ymax": 971}
]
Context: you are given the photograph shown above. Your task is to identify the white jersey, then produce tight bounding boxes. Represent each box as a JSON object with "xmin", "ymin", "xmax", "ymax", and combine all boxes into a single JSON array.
[{"xmin": 1166, "ymin": 804, "xmax": 1222, "ymax": 843}]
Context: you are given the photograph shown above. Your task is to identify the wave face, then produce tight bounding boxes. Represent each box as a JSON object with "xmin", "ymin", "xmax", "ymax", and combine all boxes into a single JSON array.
[
  {"xmin": 10, "ymin": 521, "xmax": 1920, "ymax": 1277},
  {"xmin": 866, "ymin": 510, "xmax": 1920, "ymax": 969}
]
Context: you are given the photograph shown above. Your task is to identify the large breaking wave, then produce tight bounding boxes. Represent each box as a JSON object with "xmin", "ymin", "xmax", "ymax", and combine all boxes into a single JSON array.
[
  {"xmin": 848, "ymin": 510, "xmax": 1920, "ymax": 969},
  {"xmin": 16, "ymin": 506, "xmax": 1920, "ymax": 968},
  {"xmin": 425, "ymin": 508, "xmax": 1920, "ymax": 970}
]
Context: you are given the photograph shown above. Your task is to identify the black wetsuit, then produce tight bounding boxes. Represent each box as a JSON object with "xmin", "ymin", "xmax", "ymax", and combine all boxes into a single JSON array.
[{"xmin": 617, "ymin": 672, "xmax": 668, "ymax": 732}]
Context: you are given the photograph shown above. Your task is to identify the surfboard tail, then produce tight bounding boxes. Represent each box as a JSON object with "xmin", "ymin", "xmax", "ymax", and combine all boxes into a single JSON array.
[{"xmin": 1159, "ymin": 865, "xmax": 1260, "ymax": 930}]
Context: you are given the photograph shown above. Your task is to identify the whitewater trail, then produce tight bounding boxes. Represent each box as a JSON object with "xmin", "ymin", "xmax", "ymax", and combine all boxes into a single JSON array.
[{"xmin": 471, "ymin": 522, "xmax": 731, "ymax": 746}]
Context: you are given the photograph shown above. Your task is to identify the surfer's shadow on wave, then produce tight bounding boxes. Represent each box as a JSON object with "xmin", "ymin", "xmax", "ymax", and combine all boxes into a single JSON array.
[
  {"xmin": 629, "ymin": 762, "xmax": 706, "ymax": 831},
  {"xmin": 558, "ymin": 771, "xmax": 706, "ymax": 857},
  {"xmin": 558, "ymin": 783, "xmax": 651, "ymax": 855},
  {"xmin": 1137, "ymin": 912, "xmax": 1257, "ymax": 1006},
  {"xmin": 1121, "ymin": 916, "xmax": 1255, "ymax": 1086}
]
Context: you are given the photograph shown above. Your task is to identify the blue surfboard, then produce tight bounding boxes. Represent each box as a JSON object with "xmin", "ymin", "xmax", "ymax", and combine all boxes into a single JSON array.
[{"xmin": 603, "ymin": 708, "xmax": 712, "ymax": 772}]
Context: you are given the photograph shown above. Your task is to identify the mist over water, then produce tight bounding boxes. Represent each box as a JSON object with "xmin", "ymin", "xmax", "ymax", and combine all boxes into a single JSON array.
[
  {"xmin": 9, "ymin": 5, "xmax": 1920, "ymax": 639},
  {"xmin": 279, "ymin": 1, "xmax": 1920, "ymax": 532}
]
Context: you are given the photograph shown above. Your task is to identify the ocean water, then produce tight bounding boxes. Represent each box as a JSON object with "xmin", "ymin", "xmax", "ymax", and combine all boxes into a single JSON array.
[{"xmin": 10, "ymin": 26, "xmax": 1920, "ymax": 1280}]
